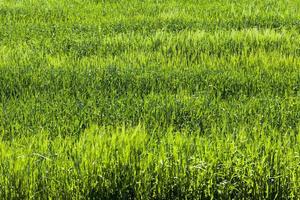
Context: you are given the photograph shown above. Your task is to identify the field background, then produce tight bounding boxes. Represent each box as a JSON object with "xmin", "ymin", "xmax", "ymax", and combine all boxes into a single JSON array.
[{"xmin": 1, "ymin": 0, "xmax": 300, "ymax": 199}]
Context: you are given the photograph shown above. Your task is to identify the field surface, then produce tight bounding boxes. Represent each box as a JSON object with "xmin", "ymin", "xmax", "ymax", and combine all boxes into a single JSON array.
[{"xmin": 1, "ymin": 0, "xmax": 300, "ymax": 199}]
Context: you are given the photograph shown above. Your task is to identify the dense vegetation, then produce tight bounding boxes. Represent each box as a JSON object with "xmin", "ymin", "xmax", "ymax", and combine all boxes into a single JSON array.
[{"xmin": 0, "ymin": 0, "xmax": 300, "ymax": 199}]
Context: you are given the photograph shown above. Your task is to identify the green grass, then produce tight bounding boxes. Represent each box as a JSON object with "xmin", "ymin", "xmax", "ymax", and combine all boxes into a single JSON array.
[
  {"xmin": 1, "ymin": 126, "xmax": 300, "ymax": 199},
  {"xmin": 1, "ymin": 0, "xmax": 300, "ymax": 199}
]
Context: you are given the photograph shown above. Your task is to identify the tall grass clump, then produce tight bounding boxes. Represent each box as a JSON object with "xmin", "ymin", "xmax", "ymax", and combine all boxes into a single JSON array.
[{"xmin": 0, "ymin": 126, "xmax": 299, "ymax": 199}]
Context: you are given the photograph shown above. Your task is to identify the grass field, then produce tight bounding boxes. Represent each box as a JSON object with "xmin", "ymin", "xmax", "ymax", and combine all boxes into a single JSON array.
[{"xmin": 1, "ymin": 0, "xmax": 300, "ymax": 199}]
